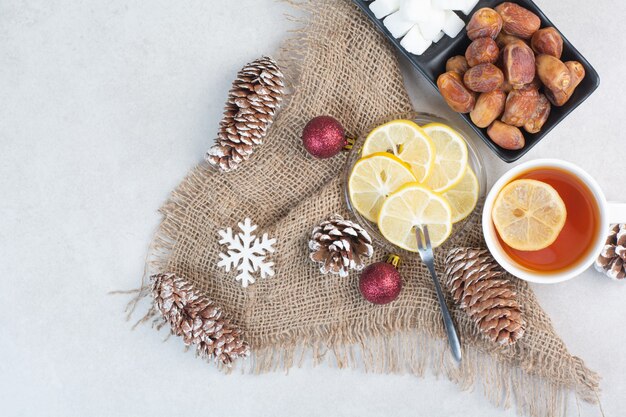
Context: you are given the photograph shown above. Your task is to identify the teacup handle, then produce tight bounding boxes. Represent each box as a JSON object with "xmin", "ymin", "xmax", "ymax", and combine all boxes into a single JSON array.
[{"xmin": 608, "ymin": 202, "xmax": 626, "ymax": 223}]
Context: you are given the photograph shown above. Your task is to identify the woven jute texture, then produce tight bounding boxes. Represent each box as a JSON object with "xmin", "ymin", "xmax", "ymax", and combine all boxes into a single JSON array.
[{"xmin": 128, "ymin": 1, "xmax": 600, "ymax": 415}]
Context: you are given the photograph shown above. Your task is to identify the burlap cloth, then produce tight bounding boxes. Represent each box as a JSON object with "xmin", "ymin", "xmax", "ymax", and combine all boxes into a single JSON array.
[{"xmin": 128, "ymin": 1, "xmax": 600, "ymax": 415}]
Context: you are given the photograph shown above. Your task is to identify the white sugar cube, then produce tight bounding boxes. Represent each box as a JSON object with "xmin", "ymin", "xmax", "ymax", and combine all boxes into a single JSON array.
[
  {"xmin": 417, "ymin": 5, "xmax": 446, "ymax": 24},
  {"xmin": 399, "ymin": 0, "xmax": 432, "ymax": 21},
  {"xmin": 383, "ymin": 11, "xmax": 415, "ymax": 38},
  {"xmin": 401, "ymin": 25, "xmax": 433, "ymax": 55},
  {"xmin": 432, "ymin": 31, "xmax": 445, "ymax": 43},
  {"xmin": 416, "ymin": 8, "xmax": 446, "ymax": 39},
  {"xmin": 442, "ymin": 10, "xmax": 465, "ymax": 38},
  {"xmin": 461, "ymin": 0, "xmax": 480, "ymax": 15},
  {"xmin": 369, "ymin": 0, "xmax": 401, "ymax": 19},
  {"xmin": 431, "ymin": 0, "xmax": 473, "ymax": 11}
]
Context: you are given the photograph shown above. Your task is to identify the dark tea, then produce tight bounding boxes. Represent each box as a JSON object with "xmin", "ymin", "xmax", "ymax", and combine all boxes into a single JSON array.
[{"xmin": 496, "ymin": 167, "xmax": 601, "ymax": 273}]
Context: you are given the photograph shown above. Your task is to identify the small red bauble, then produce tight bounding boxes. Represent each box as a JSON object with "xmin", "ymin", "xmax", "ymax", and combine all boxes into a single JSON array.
[
  {"xmin": 359, "ymin": 255, "xmax": 402, "ymax": 305},
  {"xmin": 301, "ymin": 115, "xmax": 347, "ymax": 159}
]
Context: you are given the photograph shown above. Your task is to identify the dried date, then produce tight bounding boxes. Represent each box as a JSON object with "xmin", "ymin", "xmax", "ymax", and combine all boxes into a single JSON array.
[
  {"xmin": 466, "ymin": 38, "xmax": 500, "ymax": 67},
  {"xmin": 446, "ymin": 56, "xmax": 470, "ymax": 75},
  {"xmin": 487, "ymin": 121, "xmax": 525, "ymax": 150},
  {"xmin": 536, "ymin": 54, "xmax": 571, "ymax": 92},
  {"xmin": 502, "ymin": 40, "xmax": 536, "ymax": 89},
  {"xmin": 464, "ymin": 63, "xmax": 504, "ymax": 93},
  {"xmin": 524, "ymin": 93, "xmax": 551, "ymax": 133},
  {"xmin": 495, "ymin": 2, "xmax": 541, "ymax": 39},
  {"xmin": 470, "ymin": 89, "xmax": 506, "ymax": 128},
  {"xmin": 467, "ymin": 8, "xmax": 503, "ymax": 40},
  {"xmin": 546, "ymin": 61, "xmax": 586, "ymax": 106},
  {"xmin": 501, "ymin": 87, "xmax": 539, "ymax": 127},
  {"xmin": 531, "ymin": 27, "xmax": 563, "ymax": 58},
  {"xmin": 437, "ymin": 71, "xmax": 476, "ymax": 113}
]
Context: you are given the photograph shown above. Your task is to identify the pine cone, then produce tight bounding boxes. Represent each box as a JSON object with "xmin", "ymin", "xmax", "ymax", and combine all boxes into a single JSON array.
[
  {"xmin": 151, "ymin": 273, "xmax": 250, "ymax": 366},
  {"xmin": 206, "ymin": 56, "xmax": 285, "ymax": 172},
  {"xmin": 309, "ymin": 214, "xmax": 374, "ymax": 277},
  {"xmin": 595, "ymin": 224, "xmax": 626, "ymax": 280},
  {"xmin": 443, "ymin": 248, "xmax": 526, "ymax": 346}
]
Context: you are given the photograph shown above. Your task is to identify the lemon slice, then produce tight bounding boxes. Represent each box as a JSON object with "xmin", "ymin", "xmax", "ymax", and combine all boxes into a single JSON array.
[
  {"xmin": 422, "ymin": 123, "xmax": 469, "ymax": 193},
  {"xmin": 378, "ymin": 183, "xmax": 453, "ymax": 251},
  {"xmin": 348, "ymin": 153, "xmax": 417, "ymax": 223},
  {"xmin": 443, "ymin": 167, "xmax": 480, "ymax": 223},
  {"xmin": 492, "ymin": 179, "xmax": 567, "ymax": 251},
  {"xmin": 361, "ymin": 120, "xmax": 435, "ymax": 183}
]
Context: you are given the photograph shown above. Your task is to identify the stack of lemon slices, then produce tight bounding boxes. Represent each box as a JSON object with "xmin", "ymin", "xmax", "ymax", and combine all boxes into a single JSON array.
[{"xmin": 348, "ymin": 120, "xmax": 479, "ymax": 251}]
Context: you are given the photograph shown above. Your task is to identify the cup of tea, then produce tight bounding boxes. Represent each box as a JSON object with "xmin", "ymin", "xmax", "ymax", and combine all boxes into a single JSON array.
[{"xmin": 483, "ymin": 159, "xmax": 626, "ymax": 283}]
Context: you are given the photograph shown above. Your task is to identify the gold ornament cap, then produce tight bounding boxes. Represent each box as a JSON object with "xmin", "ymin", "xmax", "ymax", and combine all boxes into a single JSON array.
[
  {"xmin": 385, "ymin": 253, "xmax": 401, "ymax": 269},
  {"xmin": 343, "ymin": 136, "xmax": 356, "ymax": 151}
]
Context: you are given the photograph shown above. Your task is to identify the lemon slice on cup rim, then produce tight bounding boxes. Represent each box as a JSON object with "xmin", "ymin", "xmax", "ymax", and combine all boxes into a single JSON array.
[{"xmin": 492, "ymin": 179, "xmax": 567, "ymax": 251}]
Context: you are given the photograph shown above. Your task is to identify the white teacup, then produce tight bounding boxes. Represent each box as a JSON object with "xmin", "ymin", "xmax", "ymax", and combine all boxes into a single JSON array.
[{"xmin": 482, "ymin": 159, "xmax": 626, "ymax": 284}]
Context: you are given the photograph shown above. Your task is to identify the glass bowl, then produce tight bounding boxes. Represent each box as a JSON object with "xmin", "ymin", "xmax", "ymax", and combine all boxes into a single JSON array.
[{"xmin": 342, "ymin": 111, "xmax": 487, "ymax": 256}]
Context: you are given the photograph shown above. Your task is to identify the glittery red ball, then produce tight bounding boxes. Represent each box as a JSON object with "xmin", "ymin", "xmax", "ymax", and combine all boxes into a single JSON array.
[
  {"xmin": 359, "ymin": 262, "xmax": 402, "ymax": 305},
  {"xmin": 301, "ymin": 116, "xmax": 346, "ymax": 159}
]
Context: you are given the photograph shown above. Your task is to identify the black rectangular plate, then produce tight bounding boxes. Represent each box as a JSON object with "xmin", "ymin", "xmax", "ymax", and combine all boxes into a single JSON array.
[{"xmin": 352, "ymin": 0, "xmax": 600, "ymax": 163}]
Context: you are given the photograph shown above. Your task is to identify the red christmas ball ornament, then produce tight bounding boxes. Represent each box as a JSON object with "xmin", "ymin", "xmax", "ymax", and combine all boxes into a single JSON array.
[
  {"xmin": 359, "ymin": 255, "xmax": 402, "ymax": 305},
  {"xmin": 301, "ymin": 115, "xmax": 347, "ymax": 159}
]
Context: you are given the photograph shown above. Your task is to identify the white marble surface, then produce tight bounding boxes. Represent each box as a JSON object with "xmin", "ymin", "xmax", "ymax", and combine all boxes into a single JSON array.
[{"xmin": 1, "ymin": 1, "xmax": 625, "ymax": 416}]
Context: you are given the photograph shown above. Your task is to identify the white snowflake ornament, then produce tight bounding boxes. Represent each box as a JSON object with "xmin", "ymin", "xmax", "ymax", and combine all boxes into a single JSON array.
[{"xmin": 217, "ymin": 218, "xmax": 277, "ymax": 288}]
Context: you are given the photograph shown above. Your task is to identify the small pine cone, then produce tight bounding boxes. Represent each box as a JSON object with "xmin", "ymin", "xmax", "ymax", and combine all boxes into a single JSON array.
[
  {"xmin": 443, "ymin": 248, "xmax": 526, "ymax": 346},
  {"xmin": 309, "ymin": 214, "xmax": 374, "ymax": 277},
  {"xmin": 151, "ymin": 273, "xmax": 250, "ymax": 366},
  {"xmin": 595, "ymin": 224, "xmax": 626, "ymax": 280},
  {"xmin": 206, "ymin": 56, "xmax": 285, "ymax": 172},
  {"xmin": 206, "ymin": 144, "xmax": 250, "ymax": 173}
]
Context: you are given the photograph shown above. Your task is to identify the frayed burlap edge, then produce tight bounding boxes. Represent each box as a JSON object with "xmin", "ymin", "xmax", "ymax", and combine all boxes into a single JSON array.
[{"xmin": 118, "ymin": 1, "xmax": 602, "ymax": 416}]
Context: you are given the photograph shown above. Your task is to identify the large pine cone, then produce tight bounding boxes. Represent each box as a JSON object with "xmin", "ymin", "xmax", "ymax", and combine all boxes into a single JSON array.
[
  {"xmin": 206, "ymin": 56, "xmax": 285, "ymax": 172},
  {"xmin": 595, "ymin": 224, "xmax": 626, "ymax": 280},
  {"xmin": 309, "ymin": 214, "xmax": 374, "ymax": 277},
  {"xmin": 151, "ymin": 273, "xmax": 250, "ymax": 366},
  {"xmin": 443, "ymin": 248, "xmax": 526, "ymax": 346}
]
